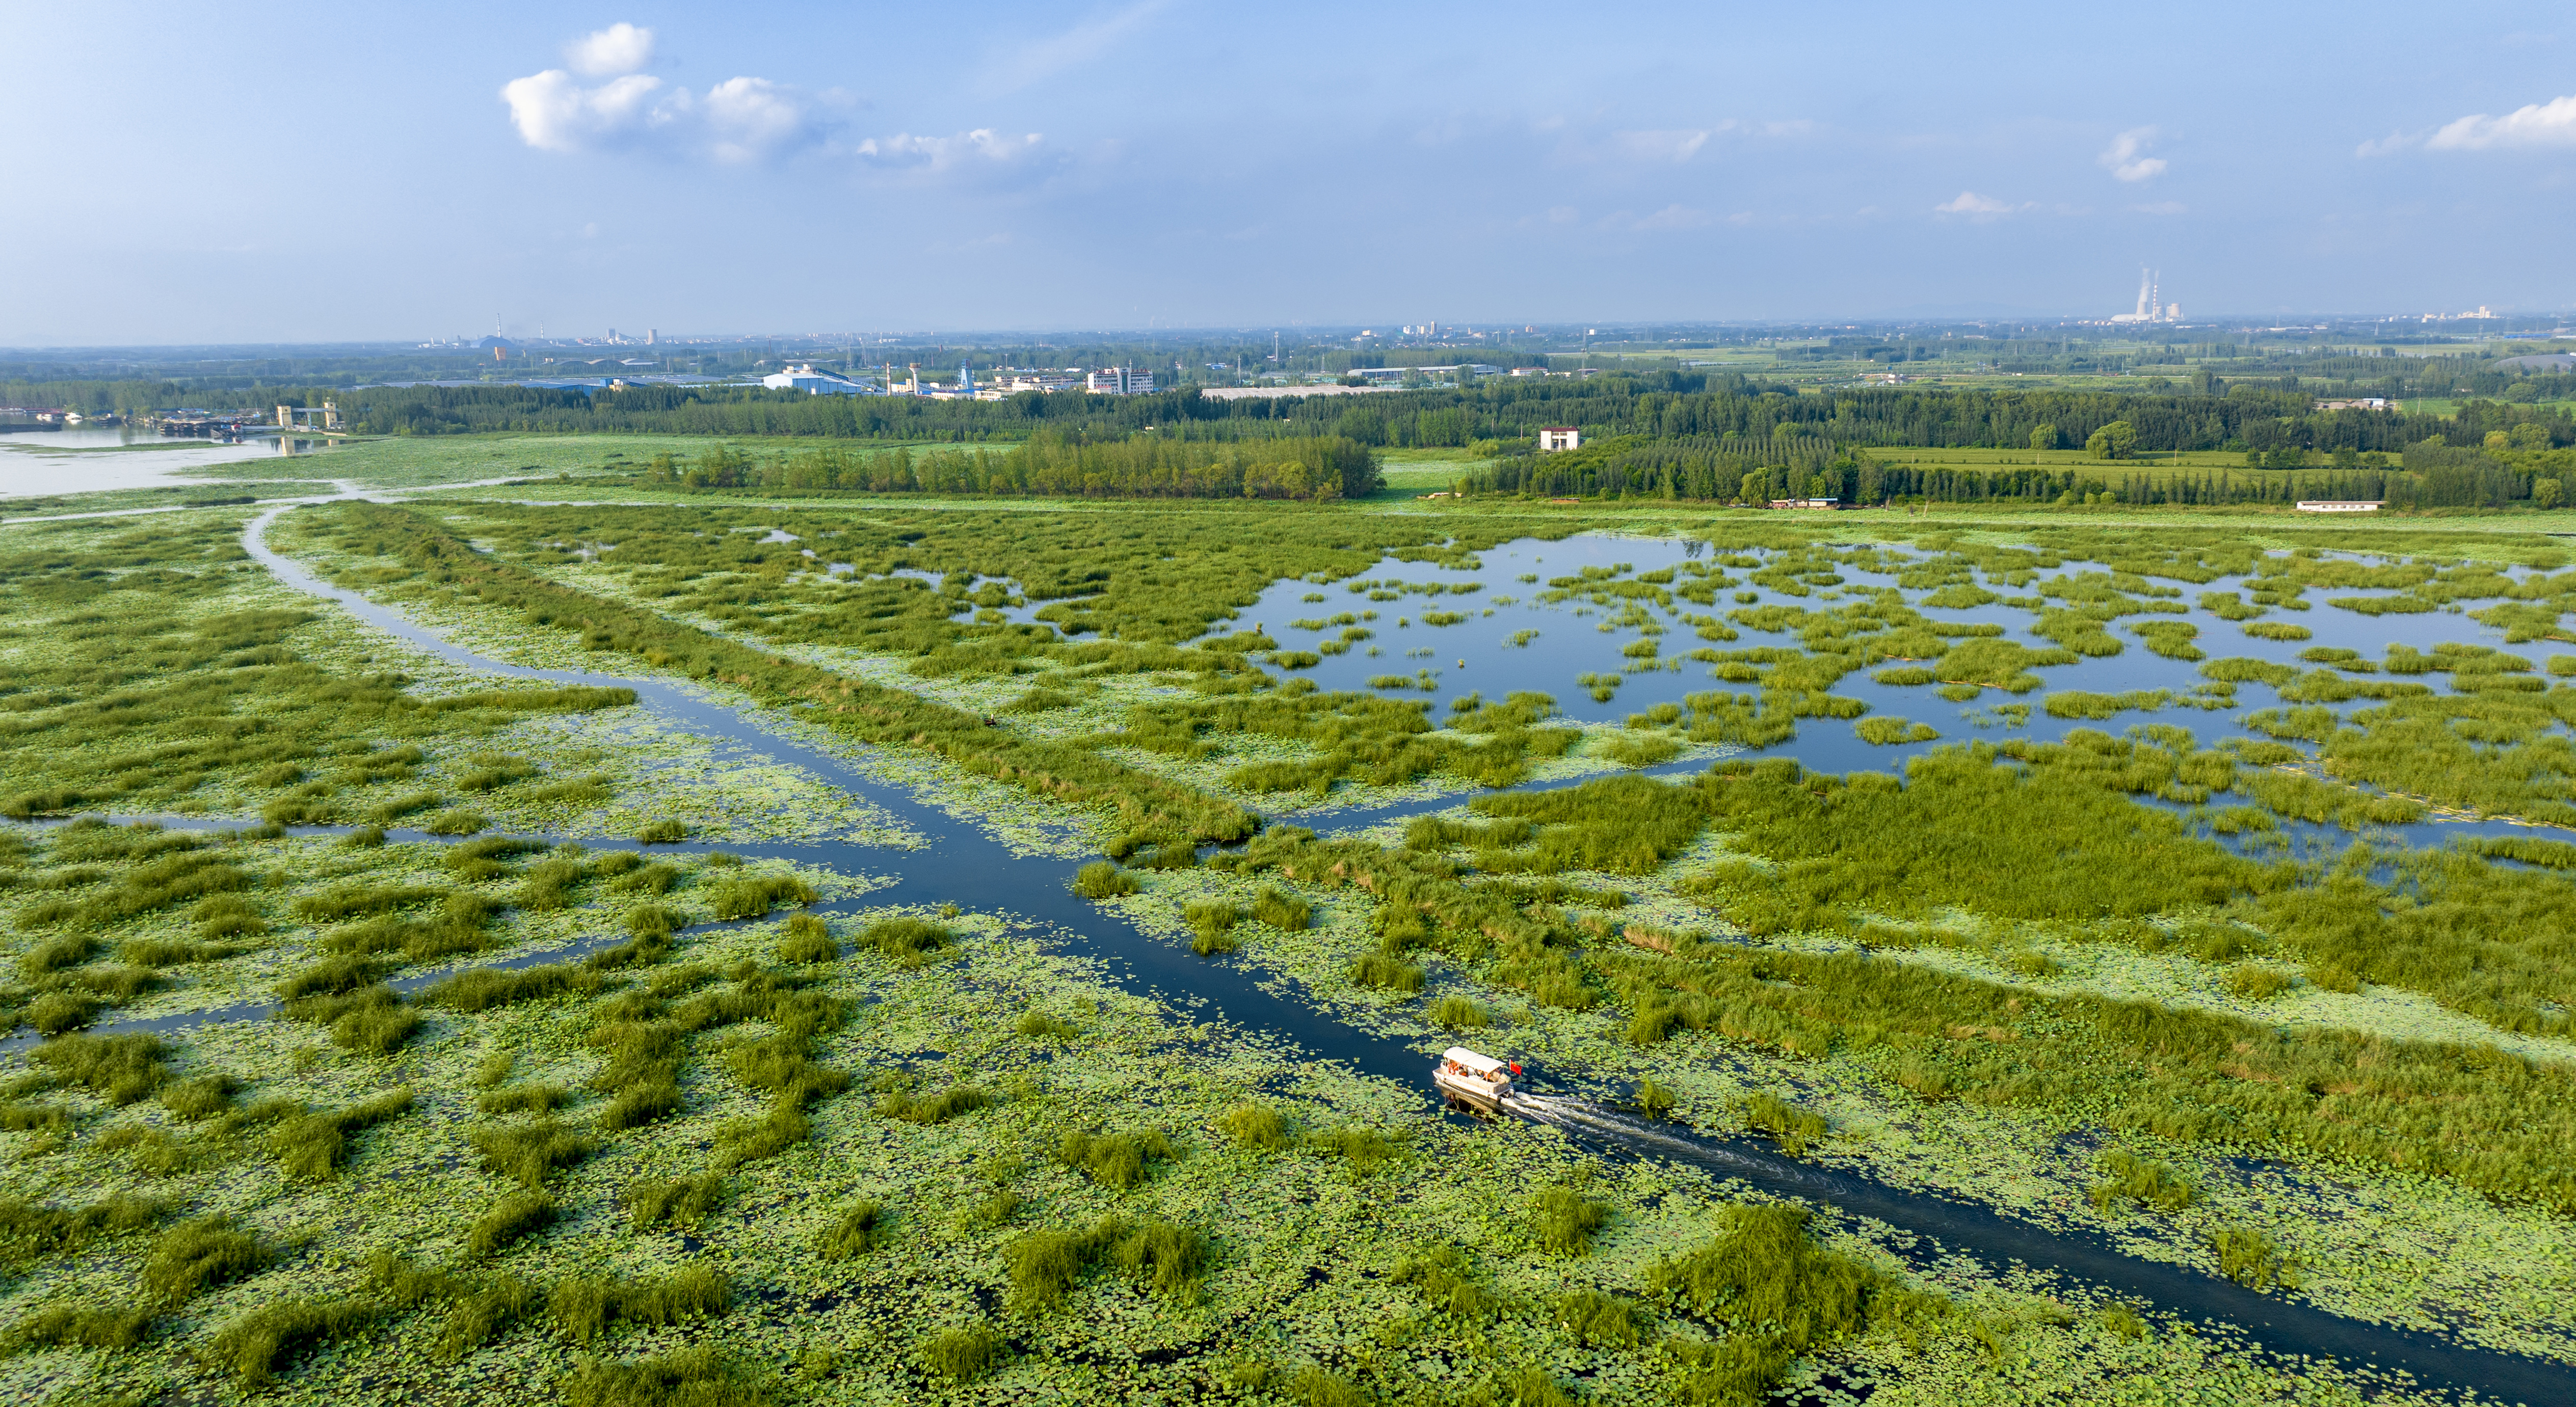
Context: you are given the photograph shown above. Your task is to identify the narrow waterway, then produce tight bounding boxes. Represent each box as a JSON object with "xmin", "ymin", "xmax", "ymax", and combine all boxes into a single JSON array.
[{"xmin": 11, "ymin": 502, "xmax": 2568, "ymax": 1403}]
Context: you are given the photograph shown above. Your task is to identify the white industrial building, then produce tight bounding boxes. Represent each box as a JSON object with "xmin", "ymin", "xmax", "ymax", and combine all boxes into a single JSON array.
[
  {"xmin": 1538, "ymin": 426, "xmax": 1582, "ymax": 452},
  {"xmin": 761, "ymin": 363, "xmax": 875, "ymax": 395}
]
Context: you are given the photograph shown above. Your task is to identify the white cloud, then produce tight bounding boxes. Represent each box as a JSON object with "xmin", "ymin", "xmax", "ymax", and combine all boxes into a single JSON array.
[
  {"xmin": 703, "ymin": 77, "xmax": 818, "ymax": 163},
  {"xmin": 1612, "ymin": 129, "xmax": 1712, "ymax": 164},
  {"xmin": 2099, "ymin": 126, "xmax": 2167, "ymax": 182},
  {"xmin": 983, "ymin": 1, "xmax": 1170, "ymax": 93},
  {"xmin": 856, "ymin": 128, "xmax": 1045, "ymax": 172},
  {"xmin": 1934, "ymin": 191, "xmax": 2020, "ymax": 217},
  {"xmin": 500, "ymin": 70, "xmax": 684, "ymax": 154},
  {"xmin": 2427, "ymin": 94, "xmax": 2576, "ymax": 150},
  {"xmin": 567, "ymin": 22, "xmax": 654, "ymax": 78}
]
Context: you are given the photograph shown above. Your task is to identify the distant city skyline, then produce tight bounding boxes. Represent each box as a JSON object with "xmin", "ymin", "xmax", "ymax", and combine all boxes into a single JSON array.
[{"xmin": 7, "ymin": 2, "xmax": 2575, "ymax": 344}]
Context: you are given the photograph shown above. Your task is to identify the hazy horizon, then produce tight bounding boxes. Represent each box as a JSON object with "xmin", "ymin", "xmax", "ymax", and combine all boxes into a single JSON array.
[{"xmin": 9, "ymin": 2, "xmax": 2576, "ymax": 344}]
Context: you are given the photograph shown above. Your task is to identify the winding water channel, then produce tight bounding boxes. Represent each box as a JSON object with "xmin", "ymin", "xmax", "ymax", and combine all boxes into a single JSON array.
[{"xmin": 12, "ymin": 499, "xmax": 2569, "ymax": 1403}]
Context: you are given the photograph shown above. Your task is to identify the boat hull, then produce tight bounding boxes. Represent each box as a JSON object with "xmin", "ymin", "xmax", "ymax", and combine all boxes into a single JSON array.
[{"xmin": 1432, "ymin": 1069, "xmax": 1512, "ymax": 1112}]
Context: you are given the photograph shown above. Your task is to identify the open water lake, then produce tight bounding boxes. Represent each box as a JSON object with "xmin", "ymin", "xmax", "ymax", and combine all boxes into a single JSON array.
[{"xmin": 0, "ymin": 426, "xmax": 338, "ymax": 498}]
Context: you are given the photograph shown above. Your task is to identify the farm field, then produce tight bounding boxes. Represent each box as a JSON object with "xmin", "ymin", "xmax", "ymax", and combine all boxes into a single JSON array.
[{"xmin": 1, "ymin": 437, "xmax": 2573, "ymax": 1406}]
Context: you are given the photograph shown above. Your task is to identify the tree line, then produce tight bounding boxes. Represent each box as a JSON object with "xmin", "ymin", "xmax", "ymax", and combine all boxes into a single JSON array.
[{"xmin": 638, "ymin": 431, "xmax": 1382, "ymax": 502}]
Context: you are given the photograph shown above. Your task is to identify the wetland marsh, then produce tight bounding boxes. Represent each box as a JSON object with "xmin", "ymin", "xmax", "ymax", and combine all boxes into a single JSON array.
[{"xmin": 3, "ymin": 451, "xmax": 2575, "ymax": 1406}]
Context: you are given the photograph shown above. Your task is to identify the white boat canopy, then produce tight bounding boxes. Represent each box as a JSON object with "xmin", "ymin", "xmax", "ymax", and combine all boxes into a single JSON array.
[{"xmin": 1443, "ymin": 1047, "xmax": 1508, "ymax": 1076}]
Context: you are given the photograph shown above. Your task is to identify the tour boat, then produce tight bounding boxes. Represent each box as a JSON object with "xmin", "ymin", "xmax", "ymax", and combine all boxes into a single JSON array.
[{"xmin": 1432, "ymin": 1046, "xmax": 1521, "ymax": 1112}]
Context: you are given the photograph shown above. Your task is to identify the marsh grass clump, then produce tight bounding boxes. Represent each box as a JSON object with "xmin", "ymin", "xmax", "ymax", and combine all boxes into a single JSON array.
[
  {"xmin": 1555, "ymin": 1289, "xmax": 1643, "ymax": 1348},
  {"xmin": 713, "ymin": 1102, "xmax": 811, "ymax": 1168},
  {"xmin": 875, "ymin": 1082, "xmax": 991, "ymax": 1125},
  {"xmin": 421, "ymin": 963, "xmax": 600, "ymax": 1012},
  {"xmin": 467, "ymin": 1191, "xmax": 559, "ymax": 1256},
  {"xmin": 1184, "ymin": 901, "xmax": 1239, "ymax": 955},
  {"xmin": 0, "ymin": 1192, "xmax": 167, "ymax": 1270},
  {"xmin": 2223, "ymin": 963, "xmax": 2298, "ymax": 1001},
  {"xmin": 634, "ymin": 819, "xmax": 689, "ymax": 845},
  {"xmin": 476, "ymin": 1083, "xmax": 570, "ymax": 1115},
  {"xmin": 1251, "ymin": 887, "xmax": 1312, "ymax": 930},
  {"xmin": 31, "ymin": 1033, "xmax": 168, "ymax": 1104},
  {"xmin": 1532, "ymin": 1185, "xmax": 1610, "ymax": 1256},
  {"xmin": 1427, "ymin": 993, "xmax": 1488, "ymax": 1029},
  {"xmin": 2208, "ymin": 1224, "xmax": 2300, "ymax": 1291},
  {"xmin": 1059, "ymin": 1128, "xmax": 1176, "ymax": 1189},
  {"xmin": 2088, "ymin": 1150, "xmax": 2197, "ymax": 1215},
  {"xmin": 918, "ymin": 1323, "xmax": 1005, "ymax": 1383},
  {"xmin": 777, "ymin": 913, "xmax": 839, "ymax": 964},
  {"xmin": 1308, "ymin": 1124, "xmax": 1403, "ymax": 1177},
  {"xmin": 271, "ymin": 1090, "xmax": 414, "ymax": 1179},
  {"xmin": 7, "ymin": 1304, "xmax": 152, "ymax": 1351},
  {"xmin": 1073, "ymin": 861, "xmax": 1139, "ymax": 899},
  {"xmin": 551, "ymin": 1264, "xmax": 732, "ymax": 1345},
  {"xmin": 141, "ymin": 1216, "xmax": 268, "ymax": 1303},
  {"xmin": 1396, "ymin": 1243, "xmax": 1504, "ymax": 1320},
  {"xmin": 1218, "ymin": 1102, "xmax": 1291, "ymax": 1152},
  {"xmin": 860, "ymin": 916, "xmax": 951, "ymax": 965},
  {"xmin": 1349, "ymin": 952, "xmax": 1424, "ymax": 992},
  {"xmin": 471, "ymin": 1118, "xmax": 596, "ymax": 1188},
  {"xmin": 203, "ymin": 1296, "xmax": 378, "ymax": 1389},
  {"xmin": 562, "ymin": 1347, "xmax": 767, "ymax": 1407},
  {"xmin": 1740, "ymin": 1093, "xmax": 1827, "ymax": 1156},
  {"xmin": 707, "ymin": 873, "xmax": 818, "ymax": 922},
  {"xmin": 1014, "ymin": 1009, "xmax": 1079, "ymax": 1040},
  {"xmin": 629, "ymin": 1173, "xmax": 731, "ymax": 1232},
  {"xmin": 815, "ymin": 1201, "xmax": 888, "ymax": 1259},
  {"xmin": 1004, "ymin": 1216, "xmax": 1211, "ymax": 1312},
  {"xmin": 1648, "ymin": 1203, "xmax": 1916, "ymax": 1404},
  {"xmin": 161, "ymin": 1074, "xmax": 236, "ymax": 1121}
]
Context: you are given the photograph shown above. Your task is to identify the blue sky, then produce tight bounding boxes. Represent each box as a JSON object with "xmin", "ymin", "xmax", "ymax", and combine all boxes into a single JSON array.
[{"xmin": 7, "ymin": 2, "xmax": 2576, "ymax": 343}]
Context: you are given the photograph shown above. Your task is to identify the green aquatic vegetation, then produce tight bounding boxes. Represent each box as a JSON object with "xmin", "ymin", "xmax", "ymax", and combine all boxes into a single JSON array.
[
  {"xmin": 1287, "ymin": 1365, "xmax": 1365, "ymax": 1407},
  {"xmin": 713, "ymin": 1102, "xmax": 811, "ymax": 1167},
  {"xmin": 0, "ymin": 1191, "xmax": 167, "ymax": 1269},
  {"xmin": 1634, "ymin": 1076, "xmax": 1679, "ymax": 1118},
  {"xmin": 2199, "ymin": 590, "xmax": 2264, "ymax": 621},
  {"xmin": 707, "ymin": 872, "xmax": 818, "ymax": 921},
  {"xmin": 475, "ymin": 1083, "xmax": 571, "ymax": 1115},
  {"xmin": 272, "ymin": 1090, "xmax": 415, "ymax": 1178},
  {"xmin": 634, "ymin": 818, "xmax": 689, "ymax": 844},
  {"xmin": 628, "ymin": 1172, "xmax": 731, "ymax": 1232},
  {"xmin": 2246, "ymin": 852, "xmax": 2576, "ymax": 1035},
  {"xmin": 1467, "ymin": 771, "xmax": 1713, "ymax": 876},
  {"xmin": 1427, "ymin": 993, "xmax": 1488, "ymax": 1029},
  {"xmin": 859, "ymin": 915, "xmax": 950, "ymax": 965},
  {"xmin": 777, "ymin": 912, "xmax": 839, "ymax": 963},
  {"xmin": 6, "ymin": 1304, "xmax": 152, "ymax": 1351},
  {"xmin": 1218, "ymin": 1102, "xmax": 1292, "ymax": 1151},
  {"xmin": 467, "ymin": 1191, "xmax": 559, "ymax": 1255},
  {"xmin": 1076, "ymin": 861, "xmax": 1138, "ymax": 899},
  {"xmin": 1005, "ymin": 1214, "xmax": 1212, "ymax": 1311},
  {"xmin": 1251, "ymin": 886, "xmax": 1312, "ymax": 930},
  {"xmin": 205, "ymin": 1296, "xmax": 380, "ymax": 1389},
  {"xmin": 30, "ymin": 1031, "xmax": 169, "ymax": 1104},
  {"xmin": 421, "ymin": 807, "xmax": 490, "ymax": 835},
  {"xmin": 96, "ymin": 1122, "xmax": 193, "ymax": 1175},
  {"xmin": 1395, "ymin": 1242, "xmax": 1505, "ymax": 1320},
  {"xmin": 919, "ymin": 1323, "xmax": 1005, "ymax": 1382},
  {"xmin": 875, "ymin": 1083, "xmax": 991, "ymax": 1125},
  {"xmin": 2241, "ymin": 621, "xmax": 2313, "ymax": 641},
  {"xmin": 314, "ymin": 501, "xmax": 1262, "ymax": 845},
  {"xmin": 1308, "ymin": 1124, "xmax": 1403, "ymax": 1177},
  {"xmin": 562, "ymin": 1346, "xmax": 770, "ymax": 1407},
  {"xmin": 1740, "ymin": 1092, "xmax": 1829, "ymax": 1156},
  {"xmin": 1853, "ymin": 717, "xmax": 1938, "ymax": 744},
  {"xmin": 2208, "ymin": 1225, "xmax": 2300, "ymax": 1292},
  {"xmin": 1556, "ymin": 1289, "xmax": 1644, "ymax": 1349},
  {"xmin": 551, "ymin": 1264, "xmax": 732, "ymax": 1345},
  {"xmin": 2042, "ymin": 690, "xmax": 2173, "ymax": 721},
  {"xmin": 1596, "ymin": 730, "xmax": 1684, "ymax": 766},
  {"xmin": 420, "ymin": 961, "xmax": 600, "ymax": 1012},
  {"xmin": 1532, "ymin": 1184, "xmax": 1610, "ymax": 1256},
  {"xmin": 2087, "ymin": 1150, "xmax": 2197, "ymax": 1215},
  {"xmin": 1059, "ymin": 1128, "xmax": 1177, "ymax": 1189},
  {"xmin": 472, "ymin": 1118, "xmax": 597, "ymax": 1188},
  {"xmin": 1648, "ymin": 1203, "xmax": 1922, "ymax": 1407},
  {"xmin": 161, "ymin": 1073, "xmax": 235, "ymax": 1121},
  {"xmin": 141, "ymin": 1215, "xmax": 269, "ymax": 1303},
  {"xmin": 815, "ymin": 1200, "xmax": 888, "ymax": 1258},
  {"xmin": 2130, "ymin": 620, "xmax": 2203, "ymax": 660},
  {"xmin": 1014, "ymin": 1009, "xmax": 1080, "ymax": 1039},
  {"xmin": 1349, "ymin": 952, "xmax": 1423, "ymax": 990}
]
